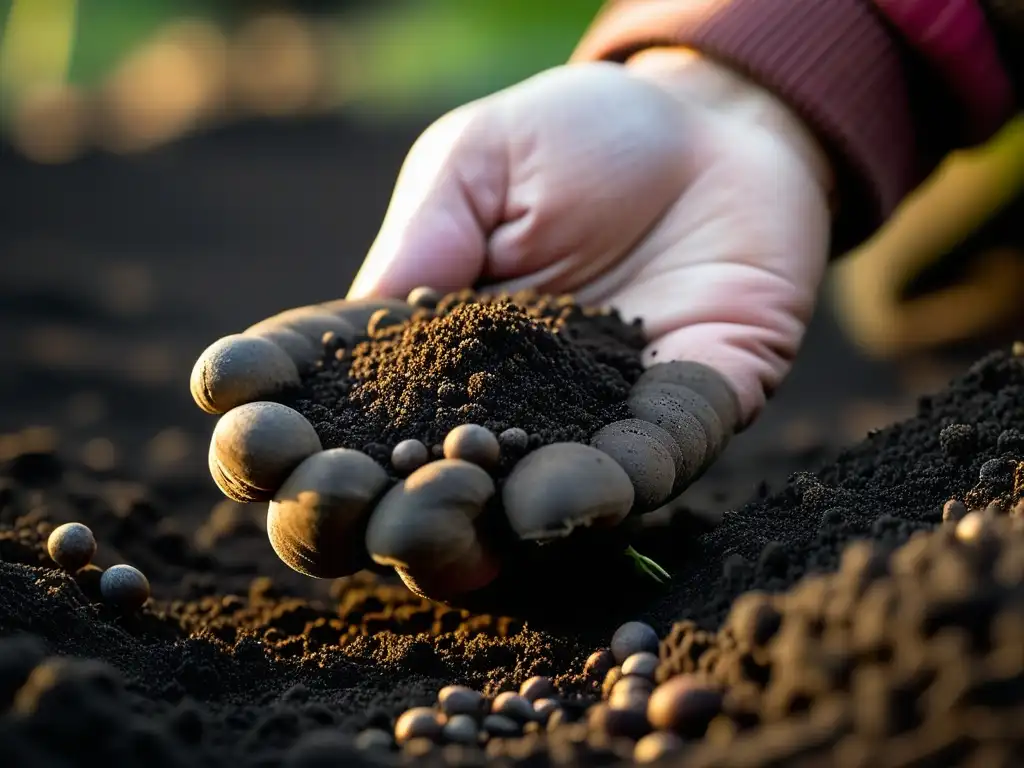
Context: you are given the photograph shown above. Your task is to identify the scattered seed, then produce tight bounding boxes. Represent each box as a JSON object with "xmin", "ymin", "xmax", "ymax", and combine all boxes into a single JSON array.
[
  {"xmin": 621, "ymin": 651, "xmax": 659, "ymax": 681},
  {"xmin": 634, "ymin": 731, "xmax": 686, "ymax": 763},
  {"xmin": 519, "ymin": 676, "xmax": 555, "ymax": 702},
  {"xmin": 442, "ymin": 713, "xmax": 478, "ymax": 745},
  {"xmin": 438, "ymin": 685, "xmax": 484, "ymax": 717},
  {"xmin": 46, "ymin": 522, "xmax": 96, "ymax": 572},
  {"xmin": 481, "ymin": 713, "xmax": 521, "ymax": 738},
  {"xmin": 391, "ymin": 439, "xmax": 429, "ymax": 476},
  {"xmin": 394, "ymin": 707, "xmax": 441, "ymax": 744},
  {"xmin": 442, "ymin": 424, "xmax": 501, "ymax": 470},
  {"xmin": 611, "ymin": 621, "xmax": 660, "ymax": 663},
  {"xmin": 99, "ymin": 564, "xmax": 150, "ymax": 612},
  {"xmin": 491, "ymin": 692, "xmax": 535, "ymax": 722}
]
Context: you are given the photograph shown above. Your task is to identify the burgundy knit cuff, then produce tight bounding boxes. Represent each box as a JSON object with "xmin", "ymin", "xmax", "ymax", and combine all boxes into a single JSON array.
[{"xmin": 571, "ymin": 0, "xmax": 921, "ymax": 251}]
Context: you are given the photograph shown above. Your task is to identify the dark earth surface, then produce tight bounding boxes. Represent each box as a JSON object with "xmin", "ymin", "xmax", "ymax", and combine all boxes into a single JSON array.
[{"xmin": 1, "ymin": 116, "xmax": 1023, "ymax": 767}]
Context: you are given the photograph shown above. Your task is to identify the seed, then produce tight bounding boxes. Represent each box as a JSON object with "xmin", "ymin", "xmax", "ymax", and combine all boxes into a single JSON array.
[
  {"xmin": 99, "ymin": 564, "xmax": 151, "ymax": 612},
  {"xmin": 611, "ymin": 621, "xmax": 659, "ymax": 663},
  {"xmin": 394, "ymin": 707, "xmax": 441, "ymax": 744},
  {"xmin": 46, "ymin": 522, "xmax": 96, "ymax": 573},
  {"xmin": 443, "ymin": 424, "xmax": 501, "ymax": 470},
  {"xmin": 519, "ymin": 675, "xmax": 555, "ymax": 702},
  {"xmin": 391, "ymin": 439, "xmax": 429, "ymax": 476},
  {"xmin": 438, "ymin": 685, "xmax": 484, "ymax": 717},
  {"xmin": 621, "ymin": 651, "xmax": 659, "ymax": 680}
]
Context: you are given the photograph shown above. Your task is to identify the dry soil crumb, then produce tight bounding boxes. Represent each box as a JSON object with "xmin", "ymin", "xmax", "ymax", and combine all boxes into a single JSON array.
[{"xmin": 286, "ymin": 291, "xmax": 646, "ymax": 471}]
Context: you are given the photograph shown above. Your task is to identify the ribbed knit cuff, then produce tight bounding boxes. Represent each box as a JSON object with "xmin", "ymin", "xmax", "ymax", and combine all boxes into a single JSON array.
[{"xmin": 571, "ymin": 0, "xmax": 921, "ymax": 251}]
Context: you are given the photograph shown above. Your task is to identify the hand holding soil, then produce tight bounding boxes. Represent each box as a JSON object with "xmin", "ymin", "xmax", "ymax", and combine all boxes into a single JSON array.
[
  {"xmin": 190, "ymin": 289, "xmax": 741, "ymax": 604},
  {"xmin": 348, "ymin": 54, "xmax": 835, "ymax": 425}
]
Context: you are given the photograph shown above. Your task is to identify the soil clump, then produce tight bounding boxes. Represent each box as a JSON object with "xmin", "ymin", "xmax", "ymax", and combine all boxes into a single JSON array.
[{"xmin": 287, "ymin": 291, "xmax": 646, "ymax": 473}]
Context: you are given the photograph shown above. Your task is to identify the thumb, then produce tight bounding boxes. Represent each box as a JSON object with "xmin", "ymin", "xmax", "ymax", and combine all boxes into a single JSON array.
[{"xmin": 347, "ymin": 106, "xmax": 508, "ymax": 300}]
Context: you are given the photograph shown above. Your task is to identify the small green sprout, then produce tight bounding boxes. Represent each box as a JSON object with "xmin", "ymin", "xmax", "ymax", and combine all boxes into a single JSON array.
[{"xmin": 625, "ymin": 545, "xmax": 671, "ymax": 584}]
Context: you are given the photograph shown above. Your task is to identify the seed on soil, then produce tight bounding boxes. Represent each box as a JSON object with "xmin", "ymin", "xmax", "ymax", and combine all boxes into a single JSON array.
[
  {"xmin": 611, "ymin": 621, "xmax": 660, "ymax": 663},
  {"xmin": 406, "ymin": 286, "xmax": 441, "ymax": 309},
  {"xmin": 584, "ymin": 649, "xmax": 615, "ymax": 679},
  {"xmin": 608, "ymin": 685, "xmax": 651, "ymax": 713},
  {"xmin": 481, "ymin": 714, "xmax": 521, "ymax": 738},
  {"xmin": 502, "ymin": 442, "xmax": 634, "ymax": 539},
  {"xmin": 518, "ymin": 676, "xmax": 555, "ymax": 702},
  {"xmin": 354, "ymin": 728, "xmax": 394, "ymax": 751},
  {"xmin": 533, "ymin": 698, "xmax": 560, "ymax": 723},
  {"xmin": 190, "ymin": 334, "xmax": 300, "ymax": 415},
  {"xmin": 442, "ymin": 424, "xmax": 500, "ymax": 470},
  {"xmin": 646, "ymin": 675, "xmax": 723, "ymax": 737},
  {"xmin": 267, "ymin": 448, "xmax": 389, "ymax": 579},
  {"xmin": 391, "ymin": 439, "xmax": 428, "ymax": 476},
  {"xmin": 633, "ymin": 731, "xmax": 686, "ymax": 763},
  {"xmin": 208, "ymin": 401, "xmax": 322, "ymax": 503},
  {"xmin": 364, "ymin": 459, "xmax": 498, "ymax": 599},
  {"xmin": 442, "ymin": 713, "xmax": 478, "ymax": 745},
  {"xmin": 438, "ymin": 685, "xmax": 484, "ymax": 717},
  {"xmin": 99, "ymin": 564, "xmax": 150, "ymax": 612},
  {"xmin": 46, "ymin": 522, "xmax": 96, "ymax": 572},
  {"xmin": 491, "ymin": 692, "xmax": 535, "ymax": 722},
  {"xmin": 590, "ymin": 420, "xmax": 676, "ymax": 511},
  {"xmin": 620, "ymin": 651, "xmax": 659, "ymax": 681},
  {"xmin": 394, "ymin": 707, "xmax": 442, "ymax": 744},
  {"xmin": 498, "ymin": 427, "xmax": 529, "ymax": 453}
]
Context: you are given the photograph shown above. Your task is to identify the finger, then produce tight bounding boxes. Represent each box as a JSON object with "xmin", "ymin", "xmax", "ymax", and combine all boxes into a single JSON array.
[{"xmin": 347, "ymin": 106, "xmax": 508, "ymax": 300}]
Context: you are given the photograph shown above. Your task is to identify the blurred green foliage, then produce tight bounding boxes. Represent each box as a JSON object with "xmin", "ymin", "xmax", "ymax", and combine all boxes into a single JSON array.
[{"xmin": 0, "ymin": 0, "xmax": 601, "ymax": 116}]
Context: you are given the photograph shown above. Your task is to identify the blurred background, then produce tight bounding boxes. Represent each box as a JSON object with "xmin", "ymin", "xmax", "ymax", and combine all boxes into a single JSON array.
[{"xmin": 1, "ymin": 0, "xmax": 1023, "ymax": 513}]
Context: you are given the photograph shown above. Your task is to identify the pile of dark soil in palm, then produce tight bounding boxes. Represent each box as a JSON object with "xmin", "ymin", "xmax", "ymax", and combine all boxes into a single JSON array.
[
  {"xmin": 3, "ymin": 347, "xmax": 1024, "ymax": 767},
  {"xmin": 288, "ymin": 291, "xmax": 646, "ymax": 469}
]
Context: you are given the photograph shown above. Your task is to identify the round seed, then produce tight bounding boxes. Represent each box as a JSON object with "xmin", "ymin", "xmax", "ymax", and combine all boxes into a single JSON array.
[
  {"xmin": 394, "ymin": 707, "xmax": 441, "ymax": 744},
  {"xmin": 46, "ymin": 522, "xmax": 96, "ymax": 572},
  {"xmin": 634, "ymin": 731, "xmax": 685, "ymax": 763},
  {"xmin": 442, "ymin": 714, "xmax": 478, "ymax": 745},
  {"xmin": 621, "ymin": 651, "xmax": 659, "ymax": 681},
  {"xmin": 481, "ymin": 714, "xmax": 520, "ymax": 738},
  {"xmin": 647, "ymin": 675, "xmax": 723, "ymax": 737},
  {"xmin": 611, "ymin": 621, "xmax": 660, "ymax": 664},
  {"xmin": 438, "ymin": 685, "xmax": 484, "ymax": 717},
  {"xmin": 407, "ymin": 286, "xmax": 441, "ymax": 309},
  {"xmin": 443, "ymin": 424, "xmax": 500, "ymax": 470},
  {"xmin": 491, "ymin": 692, "xmax": 535, "ymax": 722},
  {"xmin": 99, "ymin": 564, "xmax": 150, "ymax": 612},
  {"xmin": 519, "ymin": 676, "xmax": 555, "ymax": 702},
  {"xmin": 391, "ymin": 439, "xmax": 429, "ymax": 476}
]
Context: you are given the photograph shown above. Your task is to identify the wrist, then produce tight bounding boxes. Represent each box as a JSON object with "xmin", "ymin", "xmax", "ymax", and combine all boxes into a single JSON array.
[{"xmin": 624, "ymin": 48, "xmax": 837, "ymax": 212}]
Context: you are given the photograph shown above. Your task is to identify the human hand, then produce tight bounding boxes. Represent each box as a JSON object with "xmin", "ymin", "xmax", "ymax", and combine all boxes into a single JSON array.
[
  {"xmin": 189, "ymin": 53, "xmax": 835, "ymax": 604},
  {"xmin": 349, "ymin": 51, "xmax": 835, "ymax": 427}
]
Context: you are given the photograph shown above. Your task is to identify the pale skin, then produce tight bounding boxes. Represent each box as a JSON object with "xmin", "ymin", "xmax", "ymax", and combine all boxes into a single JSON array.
[{"xmin": 348, "ymin": 49, "xmax": 836, "ymax": 429}]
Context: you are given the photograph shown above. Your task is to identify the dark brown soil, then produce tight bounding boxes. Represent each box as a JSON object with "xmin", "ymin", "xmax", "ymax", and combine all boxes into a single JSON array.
[
  {"xmin": 3, "ymin": 118, "xmax": 1023, "ymax": 768},
  {"xmin": 288, "ymin": 291, "xmax": 646, "ymax": 473}
]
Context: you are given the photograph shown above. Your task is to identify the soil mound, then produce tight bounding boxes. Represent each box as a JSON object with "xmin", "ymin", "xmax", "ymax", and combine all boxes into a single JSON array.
[
  {"xmin": 3, "ymin": 348, "xmax": 1024, "ymax": 766},
  {"xmin": 289, "ymin": 291, "xmax": 646, "ymax": 470}
]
